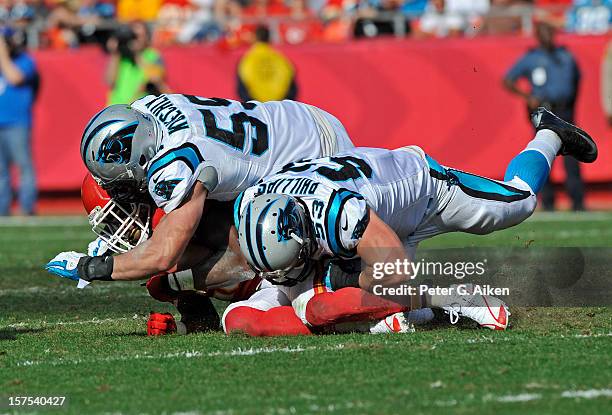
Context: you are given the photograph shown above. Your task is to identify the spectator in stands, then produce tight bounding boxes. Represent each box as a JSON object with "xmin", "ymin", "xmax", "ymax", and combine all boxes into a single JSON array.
[
  {"xmin": 237, "ymin": 25, "xmax": 297, "ymax": 101},
  {"xmin": 414, "ymin": 0, "xmax": 466, "ymax": 38},
  {"xmin": 105, "ymin": 20, "xmax": 169, "ymax": 105},
  {"xmin": 566, "ymin": 0, "xmax": 611, "ymax": 34},
  {"xmin": 446, "ymin": 0, "xmax": 489, "ymax": 35},
  {"xmin": 603, "ymin": 40, "xmax": 612, "ymax": 125},
  {"xmin": 0, "ymin": 27, "xmax": 38, "ymax": 215},
  {"xmin": 354, "ymin": 0, "xmax": 412, "ymax": 39},
  {"xmin": 401, "ymin": 0, "xmax": 428, "ymax": 17},
  {"xmin": 504, "ymin": 21, "xmax": 584, "ymax": 211},
  {"xmin": 482, "ymin": 0, "xmax": 531, "ymax": 35},
  {"xmin": 175, "ymin": 0, "xmax": 222, "ymax": 44},
  {"xmin": 117, "ymin": 0, "xmax": 162, "ymax": 22}
]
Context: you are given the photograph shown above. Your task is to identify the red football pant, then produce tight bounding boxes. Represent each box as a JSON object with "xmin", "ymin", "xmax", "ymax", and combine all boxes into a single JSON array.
[
  {"xmin": 224, "ymin": 287, "xmax": 407, "ymax": 336},
  {"xmin": 224, "ymin": 306, "xmax": 311, "ymax": 337},
  {"xmin": 305, "ymin": 287, "xmax": 408, "ymax": 327}
]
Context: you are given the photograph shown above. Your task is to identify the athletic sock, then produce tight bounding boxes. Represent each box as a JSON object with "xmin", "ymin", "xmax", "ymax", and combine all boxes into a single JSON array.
[
  {"xmin": 525, "ymin": 129, "xmax": 562, "ymax": 167},
  {"xmin": 504, "ymin": 129, "xmax": 561, "ymax": 193}
]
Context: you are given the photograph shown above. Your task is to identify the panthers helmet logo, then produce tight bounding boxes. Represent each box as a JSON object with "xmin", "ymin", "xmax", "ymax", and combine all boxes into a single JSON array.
[
  {"xmin": 277, "ymin": 199, "xmax": 305, "ymax": 242},
  {"xmin": 153, "ymin": 179, "xmax": 182, "ymax": 201},
  {"xmin": 96, "ymin": 122, "xmax": 138, "ymax": 164}
]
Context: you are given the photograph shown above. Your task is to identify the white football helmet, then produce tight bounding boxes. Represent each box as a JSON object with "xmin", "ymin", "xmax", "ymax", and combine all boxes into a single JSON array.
[{"xmin": 81, "ymin": 173, "xmax": 158, "ymax": 253}]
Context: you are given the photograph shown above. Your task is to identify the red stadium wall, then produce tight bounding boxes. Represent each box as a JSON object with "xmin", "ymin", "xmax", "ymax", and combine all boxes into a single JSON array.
[{"xmin": 32, "ymin": 35, "xmax": 611, "ymax": 191}]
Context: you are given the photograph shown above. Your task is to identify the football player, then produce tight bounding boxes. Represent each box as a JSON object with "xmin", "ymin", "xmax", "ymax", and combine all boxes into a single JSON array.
[
  {"xmin": 232, "ymin": 108, "xmax": 598, "ymax": 331},
  {"xmin": 78, "ymin": 173, "xmax": 430, "ymax": 336},
  {"xmin": 80, "ymin": 173, "xmax": 258, "ymax": 334},
  {"xmin": 46, "ymin": 94, "xmax": 354, "ymax": 283}
]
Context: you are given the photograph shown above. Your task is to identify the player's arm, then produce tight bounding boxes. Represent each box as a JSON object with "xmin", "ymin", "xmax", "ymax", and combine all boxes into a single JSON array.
[
  {"xmin": 46, "ymin": 183, "xmax": 209, "ymax": 283},
  {"xmin": 355, "ymin": 210, "xmax": 411, "ymax": 292},
  {"xmin": 110, "ymin": 183, "xmax": 208, "ymax": 280}
]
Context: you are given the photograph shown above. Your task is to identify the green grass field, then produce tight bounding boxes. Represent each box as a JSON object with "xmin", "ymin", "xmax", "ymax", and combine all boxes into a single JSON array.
[{"xmin": 1, "ymin": 213, "xmax": 611, "ymax": 414}]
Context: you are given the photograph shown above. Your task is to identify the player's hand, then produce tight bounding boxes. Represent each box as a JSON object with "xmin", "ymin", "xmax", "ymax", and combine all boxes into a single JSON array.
[
  {"xmin": 87, "ymin": 237, "xmax": 109, "ymax": 257},
  {"xmin": 147, "ymin": 312, "xmax": 177, "ymax": 336},
  {"xmin": 45, "ymin": 251, "xmax": 86, "ymax": 281}
]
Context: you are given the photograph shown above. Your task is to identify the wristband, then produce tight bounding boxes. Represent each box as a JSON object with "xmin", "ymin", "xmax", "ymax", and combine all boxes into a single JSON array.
[{"xmin": 77, "ymin": 256, "xmax": 114, "ymax": 281}]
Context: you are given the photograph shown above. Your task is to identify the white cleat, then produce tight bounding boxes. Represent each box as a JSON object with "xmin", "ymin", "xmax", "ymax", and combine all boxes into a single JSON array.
[
  {"xmin": 369, "ymin": 312, "xmax": 416, "ymax": 334},
  {"xmin": 443, "ymin": 285, "xmax": 510, "ymax": 330}
]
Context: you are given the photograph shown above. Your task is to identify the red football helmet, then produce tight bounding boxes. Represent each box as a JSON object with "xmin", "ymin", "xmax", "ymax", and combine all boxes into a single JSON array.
[{"xmin": 81, "ymin": 174, "xmax": 153, "ymax": 253}]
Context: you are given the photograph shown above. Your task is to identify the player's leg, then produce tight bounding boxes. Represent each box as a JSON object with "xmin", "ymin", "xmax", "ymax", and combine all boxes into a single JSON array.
[
  {"xmin": 287, "ymin": 272, "xmax": 432, "ymax": 334},
  {"xmin": 304, "ymin": 287, "xmax": 407, "ymax": 327},
  {"xmin": 425, "ymin": 108, "xmax": 597, "ymax": 237},
  {"xmin": 222, "ymin": 284, "xmax": 311, "ymax": 336}
]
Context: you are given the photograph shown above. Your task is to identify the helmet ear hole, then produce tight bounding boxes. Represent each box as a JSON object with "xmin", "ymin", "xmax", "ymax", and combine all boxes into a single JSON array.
[{"xmin": 139, "ymin": 155, "xmax": 147, "ymax": 166}]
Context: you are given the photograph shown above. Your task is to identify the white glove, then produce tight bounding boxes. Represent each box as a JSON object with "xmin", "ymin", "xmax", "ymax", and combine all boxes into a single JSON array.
[
  {"xmin": 45, "ymin": 251, "xmax": 87, "ymax": 281},
  {"xmin": 87, "ymin": 237, "xmax": 110, "ymax": 257}
]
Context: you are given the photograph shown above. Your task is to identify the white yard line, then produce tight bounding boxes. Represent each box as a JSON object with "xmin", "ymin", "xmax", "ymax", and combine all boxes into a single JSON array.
[
  {"xmin": 5, "ymin": 316, "xmax": 139, "ymax": 329},
  {"xmin": 434, "ymin": 388, "xmax": 612, "ymax": 408},
  {"xmin": 561, "ymin": 389, "xmax": 612, "ymax": 399},
  {"xmin": 492, "ymin": 393, "xmax": 542, "ymax": 403},
  {"xmin": 14, "ymin": 344, "xmax": 347, "ymax": 367},
  {"xmin": 0, "ymin": 284, "xmax": 140, "ymax": 295},
  {"xmin": 0, "ymin": 216, "xmax": 88, "ymax": 227},
  {"xmin": 572, "ymin": 332, "xmax": 612, "ymax": 338}
]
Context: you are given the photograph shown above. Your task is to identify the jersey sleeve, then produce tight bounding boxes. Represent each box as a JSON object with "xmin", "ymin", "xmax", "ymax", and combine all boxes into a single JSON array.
[
  {"xmin": 322, "ymin": 189, "xmax": 370, "ymax": 259},
  {"xmin": 147, "ymin": 143, "xmax": 206, "ymax": 213}
]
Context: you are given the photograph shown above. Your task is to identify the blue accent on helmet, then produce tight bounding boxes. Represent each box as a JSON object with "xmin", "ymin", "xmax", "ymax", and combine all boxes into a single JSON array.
[
  {"xmin": 276, "ymin": 197, "xmax": 302, "ymax": 243},
  {"xmin": 233, "ymin": 192, "xmax": 245, "ymax": 228},
  {"xmin": 255, "ymin": 201, "xmax": 275, "ymax": 271},
  {"xmin": 95, "ymin": 121, "xmax": 139, "ymax": 164},
  {"xmin": 81, "ymin": 119, "xmax": 123, "ymax": 161},
  {"xmin": 244, "ymin": 203, "xmax": 261, "ymax": 270}
]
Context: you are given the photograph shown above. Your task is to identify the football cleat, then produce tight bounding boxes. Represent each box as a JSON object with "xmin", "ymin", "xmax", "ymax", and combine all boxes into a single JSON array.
[
  {"xmin": 370, "ymin": 312, "xmax": 416, "ymax": 334},
  {"xmin": 531, "ymin": 107, "xmax": 598, "ymax": 163},
  {"xmin": 442, "ymin": 285, "xmax": 509, "ymax": 330}
]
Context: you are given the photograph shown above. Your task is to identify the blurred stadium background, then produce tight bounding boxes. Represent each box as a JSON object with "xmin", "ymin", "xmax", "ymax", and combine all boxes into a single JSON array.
[{"xmin": 0, "ymin": 0, "xmax": 610, "ymax": 215}]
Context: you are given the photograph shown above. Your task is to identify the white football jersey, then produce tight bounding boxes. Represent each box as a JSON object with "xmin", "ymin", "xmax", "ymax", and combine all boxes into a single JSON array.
[
  {"xmin": 236, "ymin": 146, "xmax": 436, "ymax": 259},
  {"xmin": 131, "ymin": 94, "xmax": 353, "ymax": 212}
]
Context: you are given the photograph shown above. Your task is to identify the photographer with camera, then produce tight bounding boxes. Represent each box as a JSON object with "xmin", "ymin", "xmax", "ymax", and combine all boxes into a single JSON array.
[
  {"xmin": 0, "ymin": 27, "xmax": 38, "ymax": 216},
  {"xmin": 105, "ymin": 21, "xmax": 169, "ymax": 105}
]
